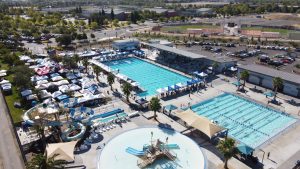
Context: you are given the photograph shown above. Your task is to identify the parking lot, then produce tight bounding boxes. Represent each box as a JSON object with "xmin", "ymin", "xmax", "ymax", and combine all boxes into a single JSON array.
[{"xmin": 178, "ymin": 43, "xmax": 300, "ymax": 74}]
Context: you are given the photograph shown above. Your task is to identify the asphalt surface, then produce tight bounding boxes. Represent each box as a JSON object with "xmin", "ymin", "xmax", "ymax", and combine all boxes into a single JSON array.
[{"xmin": 0, "ymin": 91, "xmax": 25, "ymax": 169}]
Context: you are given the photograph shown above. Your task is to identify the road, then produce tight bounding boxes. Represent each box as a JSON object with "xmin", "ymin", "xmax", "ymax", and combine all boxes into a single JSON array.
[{"xmin": 0, "ymin": 91, "xmax": 25, "ymax": 169}]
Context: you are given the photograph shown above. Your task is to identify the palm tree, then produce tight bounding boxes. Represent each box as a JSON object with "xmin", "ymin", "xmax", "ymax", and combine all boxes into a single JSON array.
[
  {"xmin": 93, "ymin": 65, "xmax": 102, "ymax": 83},
  {"xmin": 26, "ymin": 153, "xmax": 67, "ymax": 169},
  {"xmin": 150, "ymin": 97, "xmax": 161, "ymax": 121},
  {"xmin": 272, "ymin": 77, "xmax": 283, "ymax": 101},
  {"xmin": 107, "ymin": 73, "xmax": 115, "ymax": 90},
  {"xmin": 240, "ymin": 70, "xmax": 249, "ymax": 90},
  {"xmin": 73, "ymin": 54, "xmax": 80, "ymax": 65},
  {"xmin": 217, "ymin": 138, "xmax": 238, "ymax": 169},
  {"xmin": 82, "ymin": 58, "xmax": 89, "ymax": 73},
  {"xmin": 122, "ymin": 82, "xmax": 133, "ymax": 102},
  {"xmin": 212, "ymin": 61, "xmax": 219, "ymax": 74}
]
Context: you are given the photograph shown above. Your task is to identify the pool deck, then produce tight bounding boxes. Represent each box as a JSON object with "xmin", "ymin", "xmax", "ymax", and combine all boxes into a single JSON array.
[{"xmin": 79, "ymin": 65, "xmax": 300, "ymax": 169}]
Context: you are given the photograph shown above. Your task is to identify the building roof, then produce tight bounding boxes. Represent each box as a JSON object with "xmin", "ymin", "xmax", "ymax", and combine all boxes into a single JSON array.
[
  {"xmin": 146, "ymin": 43, "xmax": 206, "ymax": 59},
  {"xmin": 145, "ymin": 43, "xmax": 235, "ymax": 63},
  {"xmin": 238, "ymin": 64, "xmax": 300, "ymax": 84}
]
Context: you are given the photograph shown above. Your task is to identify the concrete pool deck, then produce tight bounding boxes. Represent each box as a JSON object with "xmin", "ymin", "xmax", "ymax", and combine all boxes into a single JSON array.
[{"xmin": 82, "ymin": 66, "xmax": 300, "ymax": 169}]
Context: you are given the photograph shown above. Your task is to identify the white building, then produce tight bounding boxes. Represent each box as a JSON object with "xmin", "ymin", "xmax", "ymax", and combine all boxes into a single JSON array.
[
  {"xmin": 112, "ymin": 39, "xmax": 140, "ymax": 51},
  {"xmin": 238, "ymin": 64, "xmax": 300, "ymax": 98}
]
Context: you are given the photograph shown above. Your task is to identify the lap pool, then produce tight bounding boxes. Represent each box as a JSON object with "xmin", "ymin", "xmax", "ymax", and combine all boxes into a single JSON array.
[
  {"xmin": 191, "ymin": 93, "xmax": 298, "ymax": 149},
  {"xmin": 103, "ymin": 57, "xmax": 190, "ymax": 96}
]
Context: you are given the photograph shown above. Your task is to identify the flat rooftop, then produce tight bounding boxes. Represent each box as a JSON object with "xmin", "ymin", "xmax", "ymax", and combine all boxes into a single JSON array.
[
  {"xmin": 145, "ymin": 43, "xmax": 236, "ymax": 63},
  {"xmin": 239, "ymin": 64, "xmax": 300, "ymax": 84}
]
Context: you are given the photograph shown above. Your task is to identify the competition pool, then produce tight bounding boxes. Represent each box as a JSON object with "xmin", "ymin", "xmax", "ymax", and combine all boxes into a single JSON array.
[
  {"xmin": 97, "ymin": 127, "xmax": 207, "ymax": 169},
  {"xmin": 103, "ymin": 57, "xmax": 190, "ymax": 96},
  {"xmin": 191, "ymin": 93, "xmax": 298, "ymax": 149}
]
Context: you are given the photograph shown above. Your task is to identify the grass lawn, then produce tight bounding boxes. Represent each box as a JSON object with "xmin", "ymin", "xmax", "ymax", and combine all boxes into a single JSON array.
[
  {"xmin": 241, "ymin": 26, "xmax": 298, "ymax": 35},
  {"xmin": 161, "ymin": 24, "xmax": 220, "ymax": 32},
  {"xmin": 1, "ymin": 61, "xmax": 25, "ymax": 123}
]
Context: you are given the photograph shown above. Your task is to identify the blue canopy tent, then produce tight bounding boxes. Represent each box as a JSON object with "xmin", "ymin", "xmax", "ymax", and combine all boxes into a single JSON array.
[
  {"xmin": 50, "ymin": 73, "xmax": 60, "ymax": 78},
  {"xmin": 174, "ymin": 84, "xmax": 181, "ymax": 90},
  {"xmin": 192, "ymin": 78, "xmax": 202, "ymax": 84},
  {"xmin": 60, "ymin": 98, "xmax": 78, "ymax": 108},
  {"xmin": 56, "ymin": 94, "xmax": 69, "ymax": 101},
  {"xmin": 187, "ymin": 80, "xmax": 194, "ymax": 86},
  {"xmin": 237, "ymin": 144, "xmax": 254, "ymax": 155},
  {"xmin": 167, "ymin": 86, "xmax": 174, "ymax": 92}
]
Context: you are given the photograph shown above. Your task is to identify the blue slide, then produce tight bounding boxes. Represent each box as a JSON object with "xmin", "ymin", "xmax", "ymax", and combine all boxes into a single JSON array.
[
  {"xmin": 126, "ymin": 147, "xmax": 145, "ymax": 156},
  {"xmin": 163, "ymin": 144, "xmax": 180, "ymax": 149}
]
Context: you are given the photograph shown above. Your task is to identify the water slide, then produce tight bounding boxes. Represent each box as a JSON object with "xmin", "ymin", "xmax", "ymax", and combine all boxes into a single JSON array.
[
  {"xmin": 162, "ymin": 144, "xmax": 180, "ymax": 149},
  {"xmin": 125, "ymin": 147, "xmax": 145, "ymax": 156}
]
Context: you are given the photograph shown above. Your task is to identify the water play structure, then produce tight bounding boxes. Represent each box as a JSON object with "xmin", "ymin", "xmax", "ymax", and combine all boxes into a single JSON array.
[{"xmin": 97, "ymin": 127, "xmax": 206, "ymax": 169}]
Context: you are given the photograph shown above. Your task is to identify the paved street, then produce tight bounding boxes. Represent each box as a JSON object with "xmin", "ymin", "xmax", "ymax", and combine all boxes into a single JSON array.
[{"xmin": 0, "ymin": 91, "xmax": 25, "ymax": 169}]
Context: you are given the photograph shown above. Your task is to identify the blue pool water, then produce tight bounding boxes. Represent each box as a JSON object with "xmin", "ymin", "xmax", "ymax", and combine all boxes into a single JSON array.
[
  {"xmin": 103, "ymin": 57, "xmax": 190, "ymax": 96},
  {"xmin": 191, "ymin": 93, "xmax": 298, "ymax": 149}
]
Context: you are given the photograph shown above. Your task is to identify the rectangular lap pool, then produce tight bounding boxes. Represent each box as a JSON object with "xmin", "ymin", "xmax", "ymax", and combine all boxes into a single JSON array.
[
  {"xmin": 103, "ymin": 57, "xmax": 190, "ymax": 96},
  {"xmin": 191, "ymin": 93, "xmax": 298, "ymax": 149}
]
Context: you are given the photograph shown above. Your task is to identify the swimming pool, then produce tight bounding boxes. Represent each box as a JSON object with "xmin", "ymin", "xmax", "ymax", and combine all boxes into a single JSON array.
[
  {"xmin": 97, "ymin": 127, "xmax": 207, "ymax": 169},
  {"xmin": 103, "ymin": 57, "xmax": 190, "ymax": 96},
  {"xmin": 191, "ymin": 93, "xmax": 298, "ymax": 149}
]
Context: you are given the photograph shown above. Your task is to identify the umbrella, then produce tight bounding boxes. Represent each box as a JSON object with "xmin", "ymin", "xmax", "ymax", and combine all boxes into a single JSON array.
[
  {"xmin": 176, "ymin": 82, "xmax": 186, "ymax": 88},
  {"xmin": 199, "ymin": 72, "xmax": 208, "ymax": 77},
  {"xmin": 237, "ymin": 144, "xmax": 254, "ymax": 155},
  {"xmin": 167, "ymin": 86, "xmax": 174, "ymax": 92},
  {"xmin": 164, "ymin": 104, "xmax": 178, "ymax": 111},
  {"xmin": 156, "ymin": 88, "xmax": 166, "ymax": 94},
  {"xmin": 229, "ymin": 67, "xmax": 238, "ymax": 72}
]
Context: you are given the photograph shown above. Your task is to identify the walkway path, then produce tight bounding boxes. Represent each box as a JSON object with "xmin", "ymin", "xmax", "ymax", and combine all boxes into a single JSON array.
[{"xmin": 0, "ymin": 91, "xmax": 25, "ymax": 169}]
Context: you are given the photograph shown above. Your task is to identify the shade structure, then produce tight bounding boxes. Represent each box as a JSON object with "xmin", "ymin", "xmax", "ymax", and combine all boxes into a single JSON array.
[
  {"xmin": 176, "ymin": 109, "xmax": 224, "ymax": 138},
  {"xmin": 237, "ymin": 144, "xmax": 254, "ymax": 155},
  {"xmin": 176, "ymin": 82, "xmax": 186, "ymax": 88},
  {"xmin": 232, "ymin": 81, "xmax": 242, "ymax": 86},
  {"xmin": 51, "ymin": 76, "xmax": 64, "ymax": 82},
  {"xmin": 164, "ymin": 104, "xmax": 178, "ymax": 111},
  {"xmin": 46, "ymin": 141, "xmax": 77, "ymax": 162},
  {"xmin": 0, "ymin": 79, "xmax": 9, "ymax": 85},
  {"xmin": 199, "ymin": 72, "xmax": 208, "ymax": 77},
  {"xmin": 229, "ymin": 67, "xmax": 238, "ymax": 72},
  {"xmin": 156, "ymin": 88, "xmax": 166, "ymax": 94}
]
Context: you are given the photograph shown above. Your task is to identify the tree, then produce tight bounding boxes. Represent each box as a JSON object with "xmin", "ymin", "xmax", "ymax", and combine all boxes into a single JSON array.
[
  {"xmin": 272, "ymin": 77, "xmax": 283, "ymax": 101},
  {"xmin": 212, "ymin": 62, "xmax": 219, "ymax": 74},
  {"xmin": 12, "ymin": 65, "xmax": 34, "ymax": 89},
  {"xmin": 122, "ymin": 82, "xmax": 133, "ymax": 102},
  {"xmin": 73, "ymin": 54, "xmax": 80, "ymax": 65},
  {"xmin": 93, "ymin": 65, "xmax": 102, "ymax": 83},
  {"xmin": 82, "ymin": 58, "xmax": 89, "ymax": 73},
  {"xmin": 90, "ymin": 33, "xmax": 95, "ymax": 39},
  {"xmin": 90, "ymin": 22, "xmax": 98, "ymax": 30},
  {"xmin": 217, "ymin": 138, "xmax": 238, "ymax": 169},
  {"xmin": 107, "ymin": 73, "xmax": 115, "ymax": 90},
  {"xmin": 240, "ymin": 70, "xmax": 249, "ymax": 90},
  {"xmin": 63, "ymin": 57, "xmax": 77, "ymax": 71},
  {"xmin": 55, "ymin": 34, "xmax": 72, "ymax": 47},
  {"xmin": 110, "ymin": 8, "xmax": 115, "ymax": 20},
  {"xmin": 26, "ymin": 153, "xmax": 67, "ymax": 169},
  {"xmin": 150, "ymin": 97, "xmax": 161, "ymax": 121}
]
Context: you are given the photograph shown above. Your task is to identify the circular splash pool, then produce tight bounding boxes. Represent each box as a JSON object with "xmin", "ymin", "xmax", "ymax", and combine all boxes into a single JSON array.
[{"xmin": 97, "ymin": 127, "xmax": 207, "ymax": 169}]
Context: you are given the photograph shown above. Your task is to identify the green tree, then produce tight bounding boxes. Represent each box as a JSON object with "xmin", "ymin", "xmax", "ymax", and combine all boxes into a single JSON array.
[
  {"xmin": 90, "ymin": 22, "xmax": 98, "ymax": 30},
  {"xmin": 272, "ymin": 77, "xmax": 283, "ymax": 101},
  {"xmin": 73, "ymin": 54, "xmax": 80, "ymax": 65},
  {"xmin": 55, "ymin": 34, "xmax": 72, "ymax": 47},
  {"xmin": 110, "ymin": 8, "xmax": 115, "ymax": 20},
  {"xmin": 82, "ymin": 58, "xmax": 89, "ymax": 73},
  {"xmin": 217, "ymin": 138, "xmax": 238, "ymax": 169},
  {"xmin": 93, "ymin": 65, "xmax": 102, "ymax": 83},
  {"xmin": 212, "ymin": 61, "xmax": 219, "ymax": 74},
  {"xmin": 12, "ymin": 65, "xmax": 34, "ymax": 89},
  {"xmin": 122, "ymin": 82, "xmax": 133, "ymax": 102},
  {"xmin": 107, "ymin": 73, "xmax": 115, "ymax": 90},
  {"xmin": 26, "ymin": 153, "xmax": 67, "ymax": 169},
  {"xmin": 150, "ymin": 97, "xmax": 161, "ymax": 121},
  {"xmin": 240, "ymin": 70, "xmax": 249, "ymax": 90}
]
